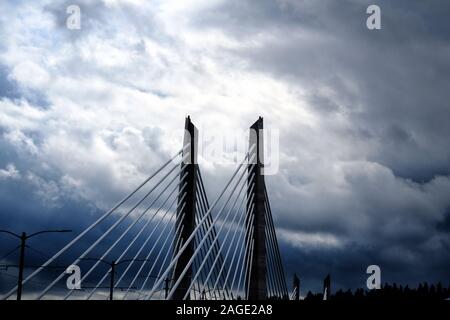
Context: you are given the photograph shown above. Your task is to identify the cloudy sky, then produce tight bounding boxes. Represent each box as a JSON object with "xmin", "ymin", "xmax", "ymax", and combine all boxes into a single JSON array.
[{"xmin": 0, "ymin": 0, "xmax": 449, "ymax": 296}]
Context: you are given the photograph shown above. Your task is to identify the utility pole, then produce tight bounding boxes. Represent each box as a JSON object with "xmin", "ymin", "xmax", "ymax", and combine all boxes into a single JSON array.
[
  {"xmin": 17, "ymin": 232, "xmax": 26, "ymax": 301},
  {"xmin": 164, "ymin": 277, "xmax": 170, "ymax": 299},
  {"xmin": 81, "ymin": 258, "xmax": 151, "ymax": 300},
  {"xmin": 0, "ymin": 229, "xmax": 71, "ymax": 300}
]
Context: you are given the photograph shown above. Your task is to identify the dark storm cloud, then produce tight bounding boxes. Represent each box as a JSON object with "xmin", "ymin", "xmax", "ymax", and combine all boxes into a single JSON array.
[
  {"xmin": 187, "ymin": 0, "xmax": 450, "ymax": 291},
  {"xmin": 0, "ymin": 143, "xmax": 178, "ymax": 297},
  {"xmin": 202, "ymin": 0, "xmax": 450, "ymax": 182},
  {"xmin": 281, "ymin": 239, "xmax": 450, "ymax": 295},
  {"xmin": 437, "ymin": 208, "xmax": 450, "ymax": 233},
  {"xmin": 0, "ymin": 125, "xmax": 186, "ymax": 297}
]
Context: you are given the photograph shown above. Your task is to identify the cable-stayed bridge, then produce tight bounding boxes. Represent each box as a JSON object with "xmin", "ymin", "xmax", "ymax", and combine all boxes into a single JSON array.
[{"xmin": 1, "ymin": 117, "xmax": 289, "ymax": 300}]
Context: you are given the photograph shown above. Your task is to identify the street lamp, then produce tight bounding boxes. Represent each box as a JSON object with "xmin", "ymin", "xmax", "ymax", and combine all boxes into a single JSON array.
[
  {"xmin": 80, "ymin": 258, "xmax": 152, "ymax": 300},
  {"xmin": 0, "ymin": 229, "xmax": 72, "ymax": 300}
]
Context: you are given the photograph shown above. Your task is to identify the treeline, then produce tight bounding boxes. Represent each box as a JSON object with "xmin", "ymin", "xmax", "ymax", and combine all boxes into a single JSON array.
[{"xmin": 304, "ymin": 282, "xmax": 450, "ymax": 301}]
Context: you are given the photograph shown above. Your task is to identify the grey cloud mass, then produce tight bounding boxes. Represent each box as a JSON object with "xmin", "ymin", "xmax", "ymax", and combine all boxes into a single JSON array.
[{"xmin": 0, "ymin": 0, "xmax": 449, "ymax": 295}]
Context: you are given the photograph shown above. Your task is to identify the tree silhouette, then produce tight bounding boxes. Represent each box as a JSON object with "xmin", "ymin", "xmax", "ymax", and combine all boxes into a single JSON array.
[{"xmin": 303, "ymin": 282, "xmax": 450, "ymax": 301}]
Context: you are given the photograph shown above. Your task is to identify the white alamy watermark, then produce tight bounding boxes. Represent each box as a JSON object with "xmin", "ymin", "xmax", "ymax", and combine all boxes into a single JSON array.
[
  {"xmin": 63, "ymin": 263, "xmax": 382, "ymax": 290},
  {"xmin": 170, "ymin": 127, "xmax": 280, "ymax": 175},
  {"xmin": 366, "ymin": 5, "xmax": 381, "ymax": 30},
  {"xmin": 66, "ymin": 5, "xmax": 81, "ymax": 30},
  {"xmin": 65, "ymin": 264, "xmax": 81, "ymax": 290},
  {"xmin": 366, "ymin": 264, "xmax": 381, "ymax": 289}
]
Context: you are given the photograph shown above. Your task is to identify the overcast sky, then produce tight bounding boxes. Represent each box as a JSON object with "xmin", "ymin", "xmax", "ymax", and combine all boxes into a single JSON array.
[{"xmin": 0, "ymin": 0, "xmax": 449, "ymax": 296}]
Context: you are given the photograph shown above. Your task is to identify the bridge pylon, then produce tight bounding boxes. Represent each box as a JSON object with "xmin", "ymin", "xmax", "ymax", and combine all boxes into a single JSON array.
[
  {"xmin": 171, "ymin": 116, "xmax": 198, "ymax": 300},
  {"xmin": 246, "ymin": 116, "xmax": 267, "ymax": 300}
]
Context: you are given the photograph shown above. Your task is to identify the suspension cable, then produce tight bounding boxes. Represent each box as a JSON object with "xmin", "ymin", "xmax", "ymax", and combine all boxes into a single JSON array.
[
  {"xmin": 244, "ymin": 239, "xmax": 255, "ymax": 299},
  {"xmin": 197, "ymin": 171, "xmax": 255, "ymax": 298},
  {"xmin": 113, "ymin": 186, "xmax": 186, "ymax": 294},
  {"xmin": 235, "ymin": 217, "xmax": 254, "ymax": 299},
  {"xmin": 172, "ymin": 163, "xmax": 250, "ymax": 300},
  {"xmin": 122, "ymin": 199, "xmax": 187, "ymax": 300},
  {"xmin": 196, "ymin": 174, "xmax": 231, "ymax": 299},
  {"xmin": 1, "ymin": 148, "xmax": 186, "ymax": 300},
  {"xmin": 222, "ymin": 199, "xmax": 254, "ymax": 300},
  {"xmin": 145, "ymin": 147, "xmax": 255, "ymax": 300},
  {"xmin": 211, "ymin": 182, "xmax": 255, "ymax": 297},
  {"xmin": 264, "ymin": 187, "xmax": 288, "ymax": 296},
  {"xmin": 68, "ymin": 169, "xmax": 186, "ymax": 300},
  {"xmin": 84, "ymin": 178, "xmax": 187, "ymax": 300}
]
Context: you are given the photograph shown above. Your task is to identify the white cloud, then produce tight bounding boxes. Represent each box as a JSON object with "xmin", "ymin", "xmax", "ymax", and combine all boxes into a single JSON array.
[
  {"xmin": 11, "ymin": 60, "xmax": 50, "ymax": 90},
  {"xmin": 0, "ymin": 163, "xmax": 21, "ymax": 180},
  {"xmin": 25, "ymin": 171, "xmax": 62, "ymax": 207},
  {"xmin": 279, "ymin": 229, "xmax": 345, "ymax": 250}
]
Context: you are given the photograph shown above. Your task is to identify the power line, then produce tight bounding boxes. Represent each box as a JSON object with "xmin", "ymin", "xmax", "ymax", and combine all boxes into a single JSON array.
[
  {"xmin": 1, "ymin": 148, "xmax": 185, "ymax": 301},
  {"xmin": 0, "ymin": 246, "xmax": 20, "ymax": 263},
  {"xmin": 1, "ymin": 117, "xmax": 289, "ymax": 301}
]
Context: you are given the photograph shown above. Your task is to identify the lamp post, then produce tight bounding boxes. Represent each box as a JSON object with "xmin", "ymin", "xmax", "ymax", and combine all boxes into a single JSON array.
[
  {"xmin": 81, "ymin": 258, "xmax": 152, "ymax": 300},
  {"xmin": 0, "ymin": 229, "xmax": 72, "ymax": 300}
]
